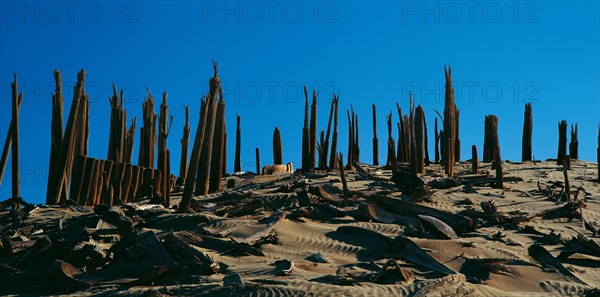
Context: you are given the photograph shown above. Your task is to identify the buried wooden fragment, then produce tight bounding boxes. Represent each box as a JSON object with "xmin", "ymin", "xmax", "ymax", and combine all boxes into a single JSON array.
[
  {"xmin": 370, "ymin": 195, "xmax": 475, "ymax": 234},
  {"xmin": 558, "ymin": 235, "xmax": 600, "ymax": 259},
  {"xmin": 392, "ymin": 235, "xmax": 457, "ymax": 275},
  {"xmin": 528, "ymin": 244, "xmax": 586, "ymax": 285},
  {"xmin": 417, "ymin": 215, "xmax": 458, "ymax": 239},
  {"xmin": 337, "ymin": 153, "xmax": 350, "ymax": 206},
  {"xmin": 239, "ymin": 210, "xmax": 286, "ymax": 246},
  {"xmin": 162, "ymin": 232, "xmax": 218, "ymax": 273},
  {"xmin": 136, "ymin": 230, "xmax": 178, "ymax": 268},
  {"xmin": 175, "ymin": 230, "xmax": 264, "ymax": 256}
]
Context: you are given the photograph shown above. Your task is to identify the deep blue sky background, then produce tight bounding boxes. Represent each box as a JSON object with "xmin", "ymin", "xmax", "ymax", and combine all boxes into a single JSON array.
[{"xmin": 1, "ymin": 1, "xmax": 599, "ymax": 204}]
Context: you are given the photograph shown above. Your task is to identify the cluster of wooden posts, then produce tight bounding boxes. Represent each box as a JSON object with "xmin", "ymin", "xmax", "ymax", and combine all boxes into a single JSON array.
[{"xmin": 0, "ymin": 64, "xmax": 599, "ymax": 211}]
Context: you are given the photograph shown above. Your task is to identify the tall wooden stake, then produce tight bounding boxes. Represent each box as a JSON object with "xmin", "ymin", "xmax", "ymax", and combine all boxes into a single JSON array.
[
  {"xmin": 209, "ymin": 91, "xmax": 226, "ymax": 193},
  {"xmin": 370, "ymin": 103, "xmax": 379, "ymax": 166},
  {"xmin": 557, "ymin": 120, "xmax": 567, "ymax": 165},
  {"xmin": 328, "ymin": 95, "xmax": 339, "ymax": 169},
  {"xmin": 414, "ymin": 106, "xmax": 425, "ymax": 174},
  {"xmin": 569, "ymin": 124, "xmax": 578, "ymax": 160},
  {"xmin": 443, "ymin": 66, "xmax": 456, "ymax": 176},
  {"xmin": 309, "ymin": 90, "xmax": 318, "ymax": 170},
  {"xmin": 483, "ymin": 115, "xmax": 499, "ymax": 163},
  {"xmin": 434, "ymin": 118, "xmax": 439, "ymax": 164},
  {"xmin": 255, "ymin": 147, "xmax": 261, "ymax": 175},
  {"xmin": 47, "ymin": 69, "xmax": 86, "ymax": 204},
  {"xmin": 234, "ymin": 114, "xmax": 241, "ymax": 173},
  {"xmin": 471, "ymin": 145, "xmax": 478, "ymax": 174},
  {"xmin": 302, "ymin": 86, "xmax": 310, "ymax": 171},
  {"xmin": 11, "ymin": 74, "xmax": 21, "ymax": 208},
  {"xmin": 337, "ymin": 153, "xmax": 349, "ymax": 206},
  {"xmin": 522, "ymin": 103, "xmax": 533, "ymax": 161},
  {"xmin": 495, "ymin": 146, "xmax": 503, "ymax": 189},
  {"xmin": 273, "ymin": 127, "xmax": 283, "ymax": 165},
  {"xmin": 0, "ymin": 89, "xmax": 22, "ymax": 188}
]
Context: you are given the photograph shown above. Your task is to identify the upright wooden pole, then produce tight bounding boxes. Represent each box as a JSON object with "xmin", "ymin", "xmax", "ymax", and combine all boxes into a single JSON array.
[
  {"xmin": 179, "ymin": 64, "xmax": 219, "ymax": 212},
  {"xmin": 569, "ymin": 124, "xmax": 578, "ymax": 160},
  {"xmin": 273, "ymin": 127, "xmax": 283, "ymax": 165},
  {"xmin": 337, "ymin": 153, "xmax": 349, "ymax": 206},
  {"xmin": 443, "ymin": 66, "xmax": 456, "ymax": 176},
  {"xmin": 414, "ymin": 106, "xmax": 425, "ymax": 174},
  {"xmin": 124, "ymin": 117, "xmax": 136, "ymax": 164},
  {"xmin": 209, "ymin": 92, "xmax": 226, "ymax": 193},
  {"xmin": 354, "ymin": 113, "xmax": 360, "ymax": 163},
  {"xmin": 44, "ymin": 70, "xmax": 64, "ymax": 204},
  {"xmin": 309, "ymin": 90, "xmax": 318, "ymax": 170},
  {"xmin": 423, "ymin": 111, "xmax": 430, "ymax": 166},
  {"xmin": 328, "ymin": 95, "xmax": 339, "ymax": 169},
  {"xmin": 372, "ymin": 104, "xmax": 379, "ymax": 166},
  {"xmin": 11, "ymin": 74, "xmax": 21, "ymax": 208},
  {"xmin": 434, "ymin": 118, "xmax": 439, "ymax": 164},
  {"xmin": 302, "ymin": 86, "xmax": 310, "ymax": 171},
  {"xmin": 396, "ymin": 103, "xmax": 405, "ymax": 163},
  {"xmin": 455, "ymin": 108, "xmax": 460, "ymax": 162},
  {"xmin": 386, "ymin": 113, "xmax": 393, "ymax": 166},
  {"xmin": 522, "ymin": 103, "xmax": 533, "ymax": 161},
  {"xmin": 483, "ymin": 115, "xmax": 499, "ymax": 163},
  {"xmin": 47, "ymin": 69, "xmax": 86, "ymax": 204},
  {"xmin": 557, "ymin": 120, "xmax": 567, "ymax": 165},
  {"xmin": 597, "ymin": 126, "xmax": 599, "ymax": 182},
  {"xmin": 196, "ymin": 63, "xmax": 221, "ymax": 195},
  {"xmin": 255, "ymin": 148, "xmax": 261, "ymax": 175},
  {"xmin": 495, "ymin": 146, "xmax": 503, "ymax": 189},
  {"xmin": 320, "ymin": 96, "xmax": 335, "ymax": 169},
  {"xmin": 346, "ymin": 109, "xmax": 354, "ymax": 169},
  {"xmin": 471, "ymin": 145, "xmax": 478, "ymax": 174},
  {"xmin": 234, "ymin": 114, "xmax": 242, "ymax": 173}
]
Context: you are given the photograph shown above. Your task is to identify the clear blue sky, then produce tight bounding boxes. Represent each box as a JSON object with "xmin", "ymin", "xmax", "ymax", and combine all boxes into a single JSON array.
[{"xmin": 1, "ymin": 1, "xmax": 599, "ymax": 204}]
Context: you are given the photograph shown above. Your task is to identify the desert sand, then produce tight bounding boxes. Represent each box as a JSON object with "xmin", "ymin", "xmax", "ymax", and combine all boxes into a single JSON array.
[{"xmin": 1, "ymin": 159, "xmax": 599, "ymax": 296}]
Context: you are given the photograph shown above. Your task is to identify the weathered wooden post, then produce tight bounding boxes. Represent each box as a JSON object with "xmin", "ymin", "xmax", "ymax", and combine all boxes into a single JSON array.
[
  {"xmin": 273, "ymin": 127, "xmax": 283, "ymax": 165},
  {"xmin": 255, "ymin": 147, "xmax": 261, "ymax": 175},
  {"xmin": 564, "ymin": 155, "xmax": 571, "ymax": 171},
  {"xmin": 455, "ymin": 109, "xmax": 460, "ymax": 162},
  {"xmin": 44, "ymin": 70, "xmax": 63, "ymax": 204},
  {"xmin": 346, "ymin": 109, "xmax": 354, "ymax": 169},
  {"xmin": 138, "ymin": 90, "xmax": 157, "ymax": 168},
  {"xmin": 495, "ymin": 146, "xmax": 503, "ymax": 189},
  {"xmin": 320, "ymin": 97, "xmax": 336, "ymax": 169},
  {"xmin": 196, "ymin": 64, "xmax": 221, "ymax": 195},
  {"xmin": 0, "ymin": 89, "xmax": 22, "ymax": 187},
  {"xmin": 423, "ymin": 111, "xmax": 430, "ymax": 166},
  {"xmin": 302, "ymin": 86, "xmax": 310, "ymax": 171},
  {"xmin": 471, "ymin": 145, "xmax": 478, "ymax": 174},
  {"xmin": 354, "ymin": 113, "xmax": 360, "ymax": 163},
  {"xmin": 597, "ymin": 126, "xmax": 599, "ymax": 182},
  {"xmin": 522, "ymin": 103, "xmax": 532, "ymax": 161},
  {"xmin": 209, "ymin": 91, "xmax": 226, "ymax": 193},
  {"xmin": 234, "ymin": 114, "xmax": 241, "ymax": 173},
  {"xmin": 483, "ymin": 115, "xmax": 499, "ymax": 163},
  {"xmin": 443, "ymin": 66, "xmax": 456, "ymax": 176},
  {"xmin": 414, "ymin": 106, "xmax": 425, "ymax": 174},
  {"xmin": 309, "ymin": 90, "xmax": 318, "ymax": 169},
  {"xmin": 328, "ymin": 95, "xmax": 339, "ymax": 169},
  {"xmin": 434, "ymin": 118, "xmax": 439, "ymax": 164},
  {"xmin": 180, "ymin": 106, "xmax": 190, "ymax": 178},
  {"xmin": 124, "ymin": 118, "xmax": 136, "ymax": 164},
  {"xmin": 386, "ymin": 113, "xmax": 393, "ymax": 166},
  {"xmin": 11, "ymin": 74, "xmax": 21, "ymax": 208},
  {"xmin": 372, "ymin": 104, "xmax": 379, "ymax": 165},
  {"xmin": 337, "ymin": 153, "xmax": 349, "ymax": 206},
  {"xmin": 107, "ymin": 84, "xmax": 125, "ymax": 163},
  {"xmin": 179, "ymin": 65, "xmax": 219, "ymax": 212},
  {"xmin": 396, "ymin": 103, "xmax": 405, "ymax": 163},
  {"xmin": 47, "ymin": 69, "xmax": 86, "ymax": 204},
  {"xmin": 557, "ymin": 120, "xmax": 567, "ymax": 165},
  {"xmin": 569, "ymin": 124, "xmax": 578, "ymax": 160}
]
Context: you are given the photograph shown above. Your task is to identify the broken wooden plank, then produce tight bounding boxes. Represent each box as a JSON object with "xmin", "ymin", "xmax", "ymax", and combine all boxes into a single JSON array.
[
  {"xmin": 392, "ymin": 235, "xmax": 457, "ymax": 275},
  {"xmin": 528, "ymin": 244, "xmax": 586, "ymax": 285},
  {"xmin": 136, "ymin": 230, "xmax": 178, "ymax": 268}
]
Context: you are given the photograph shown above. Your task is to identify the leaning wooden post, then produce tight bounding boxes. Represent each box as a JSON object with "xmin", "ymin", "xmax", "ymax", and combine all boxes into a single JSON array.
[
  {"xmin": 569, "ymin": 124, "xmax": 578, "ymax": 160},
  {"xmin": 11, "ymin": 74, "xmax": 21, "ymax": 208},
  {"xmin": 180, "ymin": 105, "xmax": 191, "ymax": 177},
  {"xmin": 309, "ymin": 90, "xmax": 318, "ymax": 169},
  {"xmin": 337, "ymin": 153, "xmax": 349, "ymax": 206},
  {"xmin": 443, "ymin": 66, "xmax": 456, "ymax": 176},
  {"xmin": 495, "ymin": 146, "xmax": 503, "ymax": 189},
  {"xmin": 328, "ymin": 95, "xmax": 339, "ymax": 169},
  {"xmin": 209, "ymin": 91, "xmax": 226, "ymax": 193},
  {"xmin": 564, "ymin": 155, "xmax": 571, "ymax": 171},
  {"xmin": 563, "ymin": 162, "xmax": 571, "ymax": 203},
  {"xmin": 320, "ymin": 96, "xmax": 335, "ymax": 169},
  {"xmin": 234, "ymin": 114, "xmax": 242, "ymax": 173},
  {"xmin": 44, "ymin": 70, "xmax": 63, "ymax": 204},
  {"xmin": 414, "ymin": 106, "xmax": 425, "ymax": 174},
  {"xmin": 522, "ymin": 103, "xmax": 533, "ymax": 161},
  {"xmin": 372, "ymin": 104, "xmax": 379, "ymax": 165},
  {"xmin": 180, "ymin": 65, "xmax": 219, "ymax": 211},
  {"xmin": 255, "ymin": 147, "xmax": 261, "ymax": 175},
  {"xmin": 0, "ymin": 92, "xmax": 22, "ymax": 186},
  {"xmin": 557, "ymin": 120, "xmax": 567, "ymax": 165},
  {"xmin": 47, "ymin": 69, "xmax": 86, "ymax": 204},
  {"xmin": 124, "ymin": 117, "xmax": 136, "ymax": 164},
  {"xmin": 471, "ymin": 145, "xmax": 478, "ymax": 174},
  {"xmin": 273, "ymin": 127, "xmax": 283, "ymax": 165}
]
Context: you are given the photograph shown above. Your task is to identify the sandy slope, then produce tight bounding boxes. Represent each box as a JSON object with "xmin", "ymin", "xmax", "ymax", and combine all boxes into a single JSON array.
[{"xmin": 0, "ymin": 160, "xmax": 599, "ymax": 296}]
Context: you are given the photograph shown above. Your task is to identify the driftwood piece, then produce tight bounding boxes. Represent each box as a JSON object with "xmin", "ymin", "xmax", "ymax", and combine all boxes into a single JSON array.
[
  {"xmin": 136, "ymin": 230, "xmax": 178, "ymax": 268},
  {"xmin": 372, "ymin": 195, "xmax": 474, "ymax": 233},
  {"xmin": 417, "ymin": 215, "xmax": 458, "ymax": 239},
  {"xmin": 176, "ymin": 230, "xmax": 264, "ymax": 256},
  {"xmin": 528, "ymin": 244, "xmax": 586, "ymax": 285},
  {"xmin": 558, "ymin": 235, "xmax": 600, "ymax": 259},
  {"xmin": 392, "ymin": 235, "xmax": 457, "ymax": 275}
]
